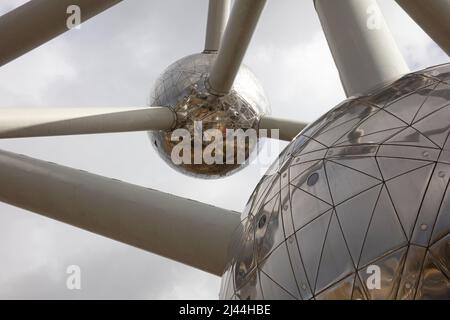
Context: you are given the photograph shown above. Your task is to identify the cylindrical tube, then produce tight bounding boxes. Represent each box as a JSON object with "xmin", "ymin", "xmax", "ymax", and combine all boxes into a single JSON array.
[
  {"xmin": 0, "ymin": 149, "xmax": 240, "ymax": 275},
  {"xmin": 204, "ymin": 0, "xmax": 231, "ymax": 53},
  {"xmin": 396, "ymin": 0, "xmax": 450, "ymax": 56},
  {"xmin": 207, "ymin": 0, "xmax": 267, "ymax": 95},
  {"xmin": 315, "ymin": 0, "xmax": 410, "ymax": 97},
  {"xmin": 0, "ymin": 0, "xmax": 122, "ymax": 67}
]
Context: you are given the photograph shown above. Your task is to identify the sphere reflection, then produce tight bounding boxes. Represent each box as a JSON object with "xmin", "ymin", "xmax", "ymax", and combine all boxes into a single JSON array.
[{"xmin": 149, "ymin": 53, "xmax": 270, "ymax": 179}]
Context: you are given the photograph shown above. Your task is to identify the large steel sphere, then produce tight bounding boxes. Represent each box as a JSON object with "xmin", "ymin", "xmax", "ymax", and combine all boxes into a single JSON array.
[
  {"xmin": 149, "ymin": 53, "xmax": 270, "ymax": 179},
  {"xmin": 220, "ymin": 63, "xmax": 450, "ymax": 300}
]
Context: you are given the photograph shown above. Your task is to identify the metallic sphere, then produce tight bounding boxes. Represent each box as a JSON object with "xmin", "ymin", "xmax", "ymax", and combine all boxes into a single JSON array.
[
  {"xmin": 149, "ymin": 53, "xmax": 270, "ymax": 179},
  {"xmin": 220, "ymin": 63, "xmax": 450, "ymax": 300}
]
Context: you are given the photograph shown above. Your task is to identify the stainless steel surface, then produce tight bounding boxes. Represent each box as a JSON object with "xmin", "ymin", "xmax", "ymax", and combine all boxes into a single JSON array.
[
  {"xmin": 396, "ymin": 0, "xmax": 450, "ymax": 57},
  {"xmin": 149, "ymin": 53, "xmax": 270, "ymax": 179},
  {"xmin": 0, "ymin": 149, "xmax": 241, "ymax": 276},
  {"xmin": 0, "ymin": 0, "xmax": 122, "ymax": 67},
  {"xmin": 207, "ymin": 0, "xmax": 267, "ymax": 95},
  {"xmin": 220, "ymin": 63, "xmax": 450, "ymax": 299},
  {"xmin": 204, "ymin": 0, "xmax": 230, "ymax": 53},
  {"xmin": 314, "ymin": 0, "xmax": 409, "ymax": 97},
  {"xmin": 0, "ymin": 107, "xmax": 175, "ymax": 138}
]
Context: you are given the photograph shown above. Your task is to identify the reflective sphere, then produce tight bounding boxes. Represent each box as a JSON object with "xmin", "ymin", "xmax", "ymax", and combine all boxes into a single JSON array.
[
  {"xmin": 220, "ymin": 63, "xmax": 450, "ymax": 300},
  {"xmin": 149, "ymin": 53, "xmax": 270, "ymax": 179}
]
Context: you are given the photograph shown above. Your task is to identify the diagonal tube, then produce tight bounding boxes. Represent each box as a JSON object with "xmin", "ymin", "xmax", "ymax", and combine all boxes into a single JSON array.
[
  {"xmin": 0, "ymin": 0, "xmax": 123, "ymax": 67},
  {"xmin": 0, "ymin": 149, "xmax": 241, "ymax": 275},
  {"xmin": 396, "ymin": 0, "xmax": 450, "ymax": 56},
  {"xmin": 207, "ymin": 0, "xmax": 267, "ymax": 95},
  {"xmin": 0, "ymin": 107, "xmax": 176, "ymax": 138},
  {"xmin": 204, "ymin": 0, "xmax": 231, "ymax": 53}
]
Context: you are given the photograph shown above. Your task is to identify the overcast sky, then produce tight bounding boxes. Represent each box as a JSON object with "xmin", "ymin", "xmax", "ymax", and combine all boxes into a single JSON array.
[{"xmin": 0, "ymin": 0, "xmax": 448, "ymax": 299}]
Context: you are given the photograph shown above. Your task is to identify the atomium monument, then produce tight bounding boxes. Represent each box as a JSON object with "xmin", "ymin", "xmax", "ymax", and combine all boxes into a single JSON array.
[
  {"xmin": 220, "ymin": 63, "xmax": 450, "ymax": 300},
  {"xmin": 0, "ymin": 0, "xmax": 449, "ymax": 301}
]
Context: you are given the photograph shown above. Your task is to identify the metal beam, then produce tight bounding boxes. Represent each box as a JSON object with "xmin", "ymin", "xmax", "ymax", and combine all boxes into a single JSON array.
[
  {"xmin": 0, "ymin": 0, "xmax": 122, "ymax": 67},
  {"xmin": 207, "ymin": 0, "xmax": 267, "ymax": 95},
  {"xmin": 259, "ymin": 116, "xmax": 308, "ymax": 141},
  {"xmin": 396, "ymin": 0, "xmax": 450, "ymax": 57},
  {"xmin": 314, "ymin": 0, "xmax": 410, "ymax": 97},
  {"xmin": 204, "ymin": 0, "xmax": 230, "ymax": 53},
  {"xmin": 0, "ymin": 107, "xmax": 176, "ymax": 138},
  {"xmin": 0, "ymin": 149, "xmax": 241, "ymax": 275}
]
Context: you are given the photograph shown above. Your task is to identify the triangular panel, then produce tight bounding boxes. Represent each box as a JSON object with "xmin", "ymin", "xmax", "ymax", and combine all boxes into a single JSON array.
[
  {"xmin": 416, "ymin": 253, "xmax": 450, "ymax": 300},
  {"xmin": 259, "ymin": 270, "xmax": 296, "ymax": 300},
  {"xmin": 330, "ymin": 157, "xmax": 382, "ymax": 180},
  {"xmin": 316, "ymin": 274, "xmax": 355, "ymax": 300},
  {"xmin": 359, "ymin": 247, "xmax": 407, "ymax": 299},
  {"xmin": 385, "ymin": 83, "xmax": 439, "ymax": 124},
  {"xmin": 377, "ymin": 157, "xmax": 432, "ymax": 181},
  {"xmin": 260, "ymin": 243, "xmax": 301, "ymax": 299},
  {"xmin": 413, "ymin": 82, "xmax": 450, "ymax": 122},
  {"xmin": 336, "ymin": 185, "xmax": 383, "ymax": 264},
  {"xmin": 413, "ymin": 104, "xmax": 450, "ymax": 148},
  {"xmin": 386, "ymin": 165, "xmax": 434, "ymax": 238},
  {"xmin": 296, "ymin": 211, "xmax": 332, "ymax": 288},
  {"xmin": 325, "ymin": 160, "xmax": 380, "ymax": 204},
  {"xmin": 291, "ymin": 160, "xmax": 332, "ymax": 205},
  {"xmin": 385, "ymin": 127, "xmax": 440, "ymax": 148},
  {"xmin": 290, "ymin": 185, "xmax": 332, "ymax": 231},
  {"xmin": 286, "ymin": 235, "xmax": 313, "ymax": 300},
  {"xmin": 315, "ymin": 213, "xmax": 355, "ymax": 293},
  {"xmin": 359, "ymin": 188, "xmax": 407, "ymax": 266}
]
